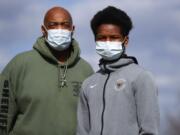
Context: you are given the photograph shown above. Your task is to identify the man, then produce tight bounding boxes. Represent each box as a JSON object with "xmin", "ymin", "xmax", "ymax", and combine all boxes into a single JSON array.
[
  {"xmin": 77, "ymin": 6, "xmax": 159, "ymax": 135},
  {"xmin": 0, "ymin": 6, "xmax": 94, "ymax": 135}
]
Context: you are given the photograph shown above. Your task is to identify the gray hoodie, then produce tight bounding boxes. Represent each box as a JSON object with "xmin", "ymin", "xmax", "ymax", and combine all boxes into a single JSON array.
[{"xmin": 77, "ymin": 56, "xmax": 159, "ymax": 135}]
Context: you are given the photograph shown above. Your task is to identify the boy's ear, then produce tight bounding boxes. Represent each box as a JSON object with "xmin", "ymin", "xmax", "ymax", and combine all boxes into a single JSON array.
[{"xmin": 124, "ymin": 36, "xmax": 129, "ymax": 47}]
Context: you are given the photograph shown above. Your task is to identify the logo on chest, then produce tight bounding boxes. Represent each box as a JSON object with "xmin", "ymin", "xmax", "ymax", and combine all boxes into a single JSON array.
[
  {"xmin": 71, "ymin": 81, "xmax": 82, "ymax": 96},
  {"xmin": 114, "ymin": 79, "xmax": 127, "ymax": 91}
]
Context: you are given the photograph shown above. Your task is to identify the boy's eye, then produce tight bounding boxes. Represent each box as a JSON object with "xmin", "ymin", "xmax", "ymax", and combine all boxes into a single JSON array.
[{"xmin": 96, "ymin": 36, "xmax": 106, "ymax": 41}]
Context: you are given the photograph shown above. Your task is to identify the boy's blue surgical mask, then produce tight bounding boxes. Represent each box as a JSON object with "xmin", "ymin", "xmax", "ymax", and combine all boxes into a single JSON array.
[{"xmin": 96, "ymin": 41, "xmax": 125, "ymax": 61}]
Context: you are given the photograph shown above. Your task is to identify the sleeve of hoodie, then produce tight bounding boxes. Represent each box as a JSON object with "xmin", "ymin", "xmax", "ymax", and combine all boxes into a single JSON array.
[
  {"xmin": 77, "ymin": 84, "xmax": 90, "ymax": 135},
  {"xmin": 133, "ymin": 71, "xmax": 160, "ymax": 135},
  {"xmin": 0, "ymin": 56, "xmax": 20, "ymax": 135}
]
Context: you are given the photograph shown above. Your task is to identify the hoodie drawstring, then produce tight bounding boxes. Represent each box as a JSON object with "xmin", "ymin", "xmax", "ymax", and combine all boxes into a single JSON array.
[{"xmin": 58, "ymin": 64, "xmax": 68, "ymax": 88}]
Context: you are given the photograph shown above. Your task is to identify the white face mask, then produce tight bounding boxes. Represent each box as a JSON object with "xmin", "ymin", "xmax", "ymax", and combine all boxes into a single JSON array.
[
  {"xmin": 45, "ymin": 27, "xmax": 72, "ymax": 51},
  {"xmin": 96, "ymin": 41, "xmax": 124, "ymax": 61}
]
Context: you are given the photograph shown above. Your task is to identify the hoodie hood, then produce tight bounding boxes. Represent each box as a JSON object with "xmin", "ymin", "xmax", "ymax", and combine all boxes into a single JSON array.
[
  {"xmin": 99, "ymin": 55, "xmax": 138, "ymax": 73},
  {"xmin": 33, "ymin": 36, "xmax": 80, "ymax": 67}
]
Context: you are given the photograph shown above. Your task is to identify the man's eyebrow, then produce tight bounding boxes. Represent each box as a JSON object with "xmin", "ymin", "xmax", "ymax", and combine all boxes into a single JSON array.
[
  {"xmin": 48, "ymin": 20, "xmax": 70, "ymax": 23},
  {"xmin": 47, "ymin": 21, "xmax": 71, "ymax": 25},
  {"xmin": 62, "ymin": 21, "xmax": 71, "ymax": 24}
]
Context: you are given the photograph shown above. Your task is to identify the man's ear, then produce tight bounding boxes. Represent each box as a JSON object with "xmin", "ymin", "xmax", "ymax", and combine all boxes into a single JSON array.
[
  {"xmin": 72, "ymin": 25, "xmax": 75, "ymax": 31},
  {"xmin": 71, "ymin": 25, "xmax": 75, "ymax": 36},
  {"xmin": 41, "ymin": 25, "xmax": 47, "ymax": 37}
]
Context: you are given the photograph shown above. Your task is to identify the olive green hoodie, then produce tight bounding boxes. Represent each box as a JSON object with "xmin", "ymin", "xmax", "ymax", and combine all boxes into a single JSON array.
[{"xmin": 0, "ymin": 37, "xmax": 94, "ymax": 135}]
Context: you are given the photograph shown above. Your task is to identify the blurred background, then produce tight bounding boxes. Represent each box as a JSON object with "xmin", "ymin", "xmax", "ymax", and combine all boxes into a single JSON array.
[{"xmin": 0, "ymin": 0, "xmax": 179, "ymax": 134}]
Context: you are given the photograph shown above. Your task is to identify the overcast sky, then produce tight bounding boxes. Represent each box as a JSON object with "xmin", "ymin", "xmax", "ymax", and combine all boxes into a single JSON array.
[{"xmin": 0, "ymin": 0, "xmax": 180, "ymax": 134}]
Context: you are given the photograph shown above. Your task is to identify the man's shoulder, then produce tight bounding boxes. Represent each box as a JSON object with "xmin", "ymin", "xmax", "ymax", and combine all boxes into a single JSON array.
[
  {"xmin": 13, "ymin": 49, "xmax": 37, "ymax": 60},
  {"xmin": 8, "ymin": 49, "xmax": 41, "ymax": 65},
  {"xmin": 78, "ymin": 57, "xmax": 91, "ymax": 66},
  {"xmin": 1, "ymin": 49, "xmax": 38, "ymax": 74},
  {"xmin": 77, "ymin": 57, "xmax": 94, "ymax": 75}
]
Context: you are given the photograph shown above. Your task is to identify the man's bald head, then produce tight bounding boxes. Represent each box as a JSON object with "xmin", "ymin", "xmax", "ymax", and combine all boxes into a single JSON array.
[
  {"xmin": 43, "ymin": 6, "xmax": 73, "ymax": 29},
  {"xmin": 41, "ymin": 6, "xmax": 74, "ymax": 37}
]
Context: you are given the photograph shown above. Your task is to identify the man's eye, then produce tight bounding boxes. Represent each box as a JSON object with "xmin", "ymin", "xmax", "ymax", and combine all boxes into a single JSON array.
[
  {"xmin": 48, "ymin": 22, "xmax": 58, "ymax": 26},
  {"xmin": 62, "ymin": 22, "xmax": 71, "ymax": 27}
]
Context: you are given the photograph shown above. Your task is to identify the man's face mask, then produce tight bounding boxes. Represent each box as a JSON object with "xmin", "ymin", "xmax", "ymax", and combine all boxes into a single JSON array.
[
  {"xmin": 96, "ymin": 41, "xmax": 125, "ymax": 61},
  {"xmin": 44, "ymin": 26, "xmax": 72, "ymax": 51}
]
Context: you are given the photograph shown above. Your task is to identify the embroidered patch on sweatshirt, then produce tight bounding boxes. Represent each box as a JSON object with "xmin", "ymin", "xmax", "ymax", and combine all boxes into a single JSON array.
[{"xmin": 114, "ymin": 79, "xmax": 126, "ymax": 91}]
